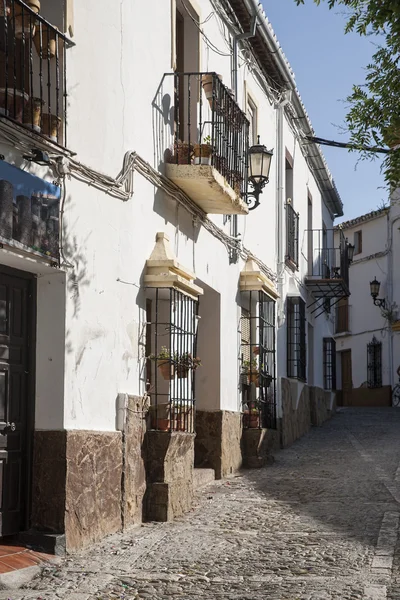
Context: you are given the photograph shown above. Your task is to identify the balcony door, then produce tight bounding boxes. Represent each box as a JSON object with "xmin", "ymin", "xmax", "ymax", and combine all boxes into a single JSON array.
[{"xmin": 0, "ymin": 267, "xmax": 34, "ymax": 536}]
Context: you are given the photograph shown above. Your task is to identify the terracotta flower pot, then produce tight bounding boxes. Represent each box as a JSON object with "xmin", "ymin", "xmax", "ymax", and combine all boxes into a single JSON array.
[
  {"xmin": 34, "ymin": 27, "xmax": 59, "ymax": 59},
  {"xmin": 243, "ymin": 411, "xmax": 260, "ymax": 429},
  {"xmin": 201, "ymin": 73, "xmax": 222, "ymax": 109},
  {"xmin": 157, "ymin": 360, "xmax": 175, "ymax": 380},
  {"xmin": 176, "ymin": 365, "xmax": 189, "ymax": 379},
  {"xmin": 23, "ymin": 96, "xmax": 43, "ymax": 131},
  {"xmin": 249, "ymin": 372, "xmax": 260, "ymax": 388},
  {"xmin": 14, "ymin": 0, "xmax": 39, "ymax": 39},
  {"xmin": 0, "ymin": 2, "xmax": 10, "ymax": 17},
  {"xmin": 41, "ymin": 113, "xmax": 61, "ymax": 142},
  {"xmin": 193, "ymin": 143, "xmax": 213, "ymax": 165},
  {"xmin": 253, "ymin": 346, "xmax": 260, "ymax": 356}
]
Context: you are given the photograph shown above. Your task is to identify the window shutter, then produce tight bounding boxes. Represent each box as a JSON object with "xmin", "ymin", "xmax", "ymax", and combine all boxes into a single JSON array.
[{"xmin": 241, "ymin": 308, "xmax": 251, "ymax": 363}]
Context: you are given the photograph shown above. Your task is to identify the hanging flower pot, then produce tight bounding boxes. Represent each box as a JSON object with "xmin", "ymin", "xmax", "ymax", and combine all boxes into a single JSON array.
[
  {"xmin": 253, "ymin": 346, "xmax": 260, "ymax": 356},
  {"xmin": 34, "ymin": 26, "xmax": 59, "ymax": 59},
  {"xmin": 157, "ymin": 360, "xmax": 175, "ymax": 381},
  {"xmin": 201, "ymin": 73, "xmax": 222, "ymax": 110},
  {"xmin": 176, "ymin": 365, "xmax": 189, "ymax": 379},
  {"xmin": 41, "ymin": 113, "xmax": 61, "ymax": 142},
  {"xmin": 23, "ymin": 96, "xmax": 43, "ymax": 131},
  {"xmin": 14, "ymin": 0, "xmax": 40, "ymax": 39}
]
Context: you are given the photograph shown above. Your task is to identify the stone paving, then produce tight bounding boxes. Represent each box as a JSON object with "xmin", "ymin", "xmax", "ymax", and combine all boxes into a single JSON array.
[{"xmin": 4, "ymin": 407, "xmax": 400, "ymax": 599}]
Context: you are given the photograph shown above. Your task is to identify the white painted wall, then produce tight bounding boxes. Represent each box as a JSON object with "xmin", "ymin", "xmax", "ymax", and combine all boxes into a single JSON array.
[{"xmin": 0, "ymin": 0, "xmax": 340, "ymax": 430}]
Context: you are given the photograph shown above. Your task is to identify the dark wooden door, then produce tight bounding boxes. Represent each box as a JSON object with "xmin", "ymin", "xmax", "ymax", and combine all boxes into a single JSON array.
[
  {"xmin": 341, "ymin": 349, "xmax": 353, "ymax": 406},
  {"xmin": 0, "ymin": 270, "xmax": 33, "ymax": 536}
]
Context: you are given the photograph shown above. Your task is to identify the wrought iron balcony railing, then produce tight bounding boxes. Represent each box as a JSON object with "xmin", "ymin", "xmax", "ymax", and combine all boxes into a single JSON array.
[
  {"xmin": 0, "ymin": 0, "xmax": 73, "ymax": 146},
  {"xmin": 165, "ymin": 72, "xmax": 249, "ymax": 199},
  {"xmin": 303, "ymin": 229, "xmax": 350, "ymax": 298}
]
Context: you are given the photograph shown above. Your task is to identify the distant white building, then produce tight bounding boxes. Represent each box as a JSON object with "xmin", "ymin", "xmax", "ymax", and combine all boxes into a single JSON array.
[
  {"xmin": 334, "ymin": 195, "xmax": 400, "ymax": 406},
  {"xmin": 0, "ymin": 0, "xmax": 346, "ymax": 551}
]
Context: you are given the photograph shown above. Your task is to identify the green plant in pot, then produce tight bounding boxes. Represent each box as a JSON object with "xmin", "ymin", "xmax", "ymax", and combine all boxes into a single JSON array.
[
  {"xmin": 242, "ymin": 358, "xmax": 259, "ymax": 387},
  {"xmin": 149, "ymin": 346, "xmax": 176, "ymax": 380},
  {"xmin": 176, "ymin": 352, "xmax": 202, "ymax": 379},
  {"xmin": 194, "ymin": 135, "xmax": 213, "ymax": 165}
]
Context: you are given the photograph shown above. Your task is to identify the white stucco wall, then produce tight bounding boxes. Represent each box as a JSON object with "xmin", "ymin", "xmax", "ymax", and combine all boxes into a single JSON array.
[{"xmin": 0, "ymin": 0, "xmax": 340, "ymax": 431}]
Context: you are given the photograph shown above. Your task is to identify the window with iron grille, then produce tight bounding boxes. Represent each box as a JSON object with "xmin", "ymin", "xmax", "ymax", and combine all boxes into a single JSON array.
[
  {"xmin": 285, "ymin": 201, "xmax": 299, "ymax": 269},
  {"xmin": 146, "ymin": 288, "xmax": 199, "ymax": 432},
  {"xmin": 240, "ymin": 291, "xmax": 277, "ymax": 429},
  {"xmin": 287, "ymin": 297, "xmax": 306, "ymax": 381},
  {"xmin": 323, "ymin": 338, "xmax": 336, "ymax": 390},
  {"xmin": 367, "ymin": 336, "xmax": 382, "ymax": 388}
]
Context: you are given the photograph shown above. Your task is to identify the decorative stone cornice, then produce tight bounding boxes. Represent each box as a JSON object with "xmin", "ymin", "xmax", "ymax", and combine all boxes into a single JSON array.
[
  {"xmin": 239, "ymin": 257, "xmax": 279, "ymax": 299},
  {"xmin": 144, "ymin": 232, "xmax": 203, "ymax": 299}
]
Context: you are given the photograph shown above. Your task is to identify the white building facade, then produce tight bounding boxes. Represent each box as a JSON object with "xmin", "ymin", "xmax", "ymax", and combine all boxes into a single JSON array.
[
  {"xmin": 0, "ymin": 0, "xmax": 346, "ymax": 551},
  {"xmin": 334, "ymin": 194, "xmax": 400, "ymax": 406}
]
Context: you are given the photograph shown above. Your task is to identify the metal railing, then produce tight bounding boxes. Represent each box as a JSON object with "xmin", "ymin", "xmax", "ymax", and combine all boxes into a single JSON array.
[
  {"xmin": 304, "ymin": 229, "xmax": 350, "ymax": 288},
  {"xmin": 0, "ymin": 0, "xmax": 73, "ymax": 146},
  {"xmin": 165, "ymin": 72, "xmax": 249, "ymax": 198}
]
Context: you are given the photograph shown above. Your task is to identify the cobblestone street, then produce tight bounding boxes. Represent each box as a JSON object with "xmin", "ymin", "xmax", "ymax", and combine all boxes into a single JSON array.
[{"xmin": 4, "ymin": 408, "xmax": 400, "ymax": 600}]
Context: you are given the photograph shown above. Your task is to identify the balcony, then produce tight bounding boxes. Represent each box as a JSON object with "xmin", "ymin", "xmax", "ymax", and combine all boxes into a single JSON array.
[
  {"xmin": 0, "ymin": 0, "xmax": 73, "ymax": 148},
  {"xmin": 0, "ymin": 159, "xmax": 60, "ymax": 260},
  {"xmin": 303, "ymin": 229, "xmax": 350, "ymax": 299},
  {"xmin": 163, "ymin": 72, "xmax": 249, "ymax": 215}
]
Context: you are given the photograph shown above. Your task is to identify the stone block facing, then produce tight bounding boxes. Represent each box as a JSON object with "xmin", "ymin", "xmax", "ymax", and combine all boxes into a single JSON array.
[
  {"xmin": 122, "ymin": 396, "xmax": 147, "ymax": 528},
  {"xmin": 280, "ymin": 378, "xmax": 311, "ymax": 448},
  {"xmin": 65, "ymin": 430, "xmax": 123, "ymax": 552},
  {"xmin": 195, "ymin": 410, "xmax": 242, "ymax": 479},
  {"xmin": 242, "ymin": 428, "xmax": 280, "ymax": 468},
  {"xmin": 143, "ymin": 431, "xmax": 195, "ymax": 522},
  {"xmin": 310, "ymin": 387, "xmax": 336, "ymax": 426}
]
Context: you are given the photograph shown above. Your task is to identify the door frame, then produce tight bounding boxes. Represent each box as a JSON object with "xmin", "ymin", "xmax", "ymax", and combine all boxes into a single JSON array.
[{"xmin": 0, "ymin": 263, "xmax": 36, "ymax": 534}]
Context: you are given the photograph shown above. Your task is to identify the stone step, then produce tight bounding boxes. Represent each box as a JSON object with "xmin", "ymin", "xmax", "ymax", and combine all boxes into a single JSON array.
[{"xmin": 193, "ymin": 468, "xmax": 215, "ymax": 490}]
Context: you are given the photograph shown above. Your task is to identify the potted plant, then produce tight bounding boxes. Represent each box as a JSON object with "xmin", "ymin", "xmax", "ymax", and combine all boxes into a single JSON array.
[
  {"xmin": 34, "ymin": 26, "xmax": 59, "ymax": 60},
  {"xmin": 201, "ymin": 73, "xmax": 222, "ymax": 109},
  {"xmin": 166, "ymin": 140, "xmax": 193, "ymax": 165},
  {"xmin": 14, "ymin": 0, "xmax": 40, "ymax": 39},
  {"xmin": 23, "ymin": 97, "xmax": 44, "ymax": 131},
  {"xmin": 149, "ymin": 346, "xmax": 176, "ymax": 380},
  {"xmin": 243, "ymin": 402, "xmax": 260, "ymax": 429},
  {"xmin": 242, "ymin": 358, "xmax": 259, "ymax": 387},
  {"xmin": 176, "ymin": 352, "xmax": 201, "ymax": 379},
  {"xmin": 42, "ymin": 113, "xmax": 62, "ymax": 142},
  {"xmin": 194, "ymin": 135, "xmax": 213, "ymax": 165},
  {"xmin": 149, "ymin": 403, "xmax": 177, "ymax": 431}
]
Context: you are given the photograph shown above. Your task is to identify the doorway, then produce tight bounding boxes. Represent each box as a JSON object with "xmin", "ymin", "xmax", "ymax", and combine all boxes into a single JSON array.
[
  {"xmin": 0, "ymin": 266, "xmax": 35, "ymax": 536},
  {"xmin": 341, "ymin": 349, "xmax": 353, "ymax": 406}
]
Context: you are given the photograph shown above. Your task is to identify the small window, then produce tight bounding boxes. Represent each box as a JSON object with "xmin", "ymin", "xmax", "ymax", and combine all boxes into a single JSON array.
[
  {"xmin": 247, "ymin": 96, "xmax": 257, "ymax": 145},
  {"xmin": 323, "ymin": 338, "xmax": 336, "ymax": 390},
  {"xmin": 287, "ymin": 297, "xmax": 306, "ymax": 381},
  {"xmin": 367, "ymin": 336, "xmax": 382, "ymax": 388},
  {"xmin": 354, "ymin": 230, "xmax": 362, "ymax": 255}
]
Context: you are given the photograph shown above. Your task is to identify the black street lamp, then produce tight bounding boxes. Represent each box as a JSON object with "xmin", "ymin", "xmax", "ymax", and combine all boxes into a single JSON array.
[
  {"xmin": 246, "ymin": 136, "xmax": 273, "ymax": 211},
  {"xmin": 347, "ymin": 242, "xmax": 355, "ymax": 264},
  {"xmin": 370, "ymin": 277, "xmax": 386, "ymax": 308}
]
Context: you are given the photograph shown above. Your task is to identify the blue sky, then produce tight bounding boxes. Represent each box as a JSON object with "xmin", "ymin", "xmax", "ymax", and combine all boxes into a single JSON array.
[{"xmin": 263, "ymin": 0, "xmax": 386, "ymax": 223}]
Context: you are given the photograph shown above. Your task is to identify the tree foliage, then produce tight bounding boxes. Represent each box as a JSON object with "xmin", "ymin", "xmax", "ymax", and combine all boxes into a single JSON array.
[{"xmin": 295, "ymin": 0, "xmax": 400, "ymax": 189}]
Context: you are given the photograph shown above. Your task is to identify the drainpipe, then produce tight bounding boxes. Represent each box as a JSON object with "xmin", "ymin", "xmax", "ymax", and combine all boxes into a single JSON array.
[{"xmin": 387, "ymin": 210, "xmax": 400, "ymax": 389}]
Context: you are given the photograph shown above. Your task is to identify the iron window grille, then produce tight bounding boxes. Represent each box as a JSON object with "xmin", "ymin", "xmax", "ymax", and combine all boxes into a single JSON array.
[
  {"xmin": 240, "ymin": 290, "xmax": 277, "ymax": 430},
  {"xmin": 146, "ymin": 288, "xmax": 199, "ymax": 433},
  {"xmin": 164, "ymin": 72, "xmax": 249, "ymax": 199},
  {"xmin": 0, "ymin": 0, "xmax": 73, "ymax": 147},
  {"xmin": 287, "ymin": 296, "xmax": 306, "ymax": 381},
  {"xmin": 285, "ymin": 200, "xmax": 299, "ymax": 269},
  {"xmin": 323, "ymin": 338, "xmax": 336, "ymax": 390},
  {"xmin": 367, "ymin": 336, "xmax": 382, "ymax": 388}
]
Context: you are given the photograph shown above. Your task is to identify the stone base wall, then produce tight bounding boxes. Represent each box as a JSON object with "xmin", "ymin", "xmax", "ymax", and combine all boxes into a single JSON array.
[
  {"xmin": 310, "ymin": 387, "xmax": 336, "ymax": 426},
  {"xmin": 242, "ymin": 428, "xmax": 280, "ymax": 468},
  {"xmin": 195, "ymin": 410, "xmax": 242, "ymax": 479},
  {"xmin": 143, "ymin": 431, "xmax": 195, "ymax": 522},
  {"xmin": 64, "ymin": 431, "xmax": 123, "ymax": 552},
  {"xmin": 280, "ymin": 378, "xmax": 311, "ymax": 448},
  {"xmin": 122, "ymin": 396, "xmax": 147, "ymax": 528}
]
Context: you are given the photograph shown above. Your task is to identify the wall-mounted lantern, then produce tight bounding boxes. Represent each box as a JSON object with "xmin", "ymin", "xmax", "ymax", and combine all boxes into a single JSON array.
[
  {"xmin": 246, "ymin": 136, "xmax": 273, "ymax": 211},
  {"xmin": 370, "ymin": 277, "xmax": 386, "ymax": 309},
  {"xmin": 347, "ymin": 242, "xmax": 355, "ymax": 265}
]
